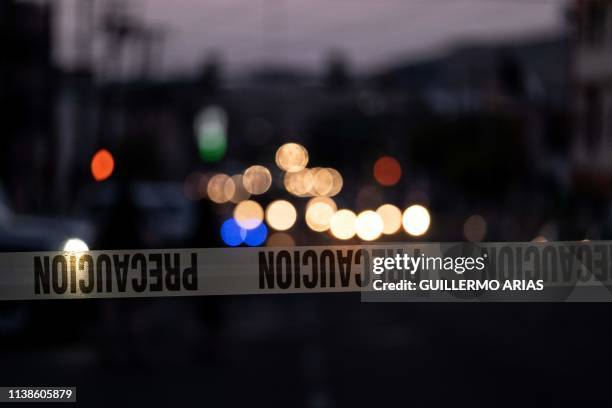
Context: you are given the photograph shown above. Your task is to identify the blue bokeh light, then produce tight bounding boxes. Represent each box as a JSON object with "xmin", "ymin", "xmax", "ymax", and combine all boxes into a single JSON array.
[
  {"xmin": 221, "ymin": 218, "xmax": 247, "ymax": 247},
  {"xmin": 244, "ymin": 222, "xmax": 268, "ymax": 247}
]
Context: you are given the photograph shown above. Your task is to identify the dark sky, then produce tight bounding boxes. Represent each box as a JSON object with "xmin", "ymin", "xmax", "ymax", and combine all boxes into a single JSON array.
[{"xmin": 57, "ymin": 0, "xmax": 566, "ymax": 76}]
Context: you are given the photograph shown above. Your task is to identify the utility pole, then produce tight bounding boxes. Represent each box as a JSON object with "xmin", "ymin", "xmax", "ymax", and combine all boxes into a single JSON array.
[
  {"xmin": 75, "ymin": 0, "xmax": 95, "ymax": 71},
  {"xmin": 139, "ymin": 25, "xmax": 167, "ymax": 81}
]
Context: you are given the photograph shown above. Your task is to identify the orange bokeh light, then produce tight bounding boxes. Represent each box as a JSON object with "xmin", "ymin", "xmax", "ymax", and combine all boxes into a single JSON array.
[
  {"xmin": 91, "ymin": 149, "xmax": 115, "ymax": 181},
  {"xmin": 373, "ymin": 156, "xmax": 401, "ymax": 187}
]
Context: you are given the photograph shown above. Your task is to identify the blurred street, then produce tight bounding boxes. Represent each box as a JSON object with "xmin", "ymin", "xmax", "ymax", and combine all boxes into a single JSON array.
[{"xmin": 3, "ymin": 295, "xmax": 612, "ymax": 406}]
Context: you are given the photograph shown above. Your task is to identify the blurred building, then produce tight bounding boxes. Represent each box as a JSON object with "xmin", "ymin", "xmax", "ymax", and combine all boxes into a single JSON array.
[
  {"xmin": 0, "ymin": 0, "xmax": 56, "ymax": 212},
  {"xmin": 569, "ymin": 0, "xmax": 612, "ymax": 188},
  {"xmin": 375, "ymin": 36, "xmax": 569, "ymax": 113}
]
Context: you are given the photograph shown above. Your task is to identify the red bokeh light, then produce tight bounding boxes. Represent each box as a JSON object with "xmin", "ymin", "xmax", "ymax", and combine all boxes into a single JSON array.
[
  {"xmin": 91, "ymin": 149, "xmax": 115, "ymax": 181},
  {"xmin": 373, "ymin": 156, "xmax": 401, "ymax": 186}
]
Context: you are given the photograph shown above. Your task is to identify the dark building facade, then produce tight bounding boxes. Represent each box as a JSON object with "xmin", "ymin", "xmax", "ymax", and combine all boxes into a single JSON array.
[{"xmin": 0, "ymin": 0, "xmax": 56, "ymax": 212}]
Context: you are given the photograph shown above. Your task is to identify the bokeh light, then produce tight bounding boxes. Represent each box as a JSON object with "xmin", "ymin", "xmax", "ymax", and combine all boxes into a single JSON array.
[
  {"xmin": 402, "ymin": 205, "xmax": 431, "ymax": 237},
  {"xmin": 305, "ymin": 197, "xmax": 337, "ymax": 232},
  {"xmin": 234, "ymin": 200, "xmax": 264, "ymax": 230},
  {"xmin": 376, "ymin": 204, "xmax": 402, "ymax": 235},
  {"xmin": 306, "ymin": 196, "xmax": 337, "ymax": 212},
  {"xmin": 244, "ymin": 222, "xmax": 268, "ymax": 246},
  {"xmin": 91, "ymin": 149, "xmax": 114, "ymax": 181},
  {"xmin": 265, "ymin": 200, "xmax": 297, "ymax": 231},
  {"xmin": 194, "ymin": 106, "xmax": 227, "ymax": 162},
  {"xmin": 373, "ymin": 156, "xmax": 402, "ymax": 187},
  {"xmin": 62, "ymin": 238, "xmax": 89, "ymax": 252},
  {"xmin": 289, "ymin": 168, "xmax": 343, "ymax": 197},
  {"xmin": 311, "ymin": 168, "xmax": 333, "ymax": 196},
  {"xmin": 267, "ymin": 232, "xmax": 296, "ymax": 247},
  {"xmin": 226, "ymin": 174, "xmax": 250, "ymax": 203},
  {"xmin": 207, "ymin": 173, "xmax": 232, "ymax": 204},
  {"xmin": 330, "ymin": 209, "xmax": 357, "ymax": 240},
  {"xmin": 326, "ymin": 168, "xmax": 343, "ymax": 197},
  {"xmin": 275, "ymin": 143, "xmax": 309, "ymax": 172},
  {"xmin": 221, "ymin": 218, "xmax": 247, "ymax": 247},
  {"xmin": 355, "ymin": 210, "xmax": 384, "ymax": 241},
  {"xmin": 463, "ymin": 215, "xmax": 487, "ymax": 242},
  {"xmin": 243, "ymin": 165, "xmax": 272, "ymax": 195},
  {"xmin": 222, "ymin": 177, "xmax": 236, "ymax": 202},
  {"xmin": 284, "ymin": 168, "xmax": 315, "ymax": 197}
]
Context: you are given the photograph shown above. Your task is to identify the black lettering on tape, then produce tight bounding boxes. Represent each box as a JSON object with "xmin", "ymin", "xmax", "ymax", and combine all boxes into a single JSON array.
[
  {"xmin": 337, "ymin": 250, "xmax": 353, "ymax": 287},
  {"xmin": 79, "ymin": 254, "xmax": 94, "ymax": 293},
  {"xmin": 293, "ymin": 250, "xmax": 301, "ymax": 289},
  {"xmin": 319, "ymin": 250, "xmax": 334, "ymax": 288},
  {"xmin": 276, "ymin": 250, "xmax": 292, "ymax": 289},
  {"xmin": 182, "ymin": 253, "xmax": 198, "ymax": 290},
  {"xmin": 355, "ymin": 249, "xmax": 369, "ymax": 287},
  {"xmin": 165, "ymin": 253, "xmax": 181, "ymax": 291},
  {"xmin": 97, "ymin": 254, "xmax": 112, "ymax": 292},
  {"xmin": 52, "ymin": 255, "xmax": 68, "ymax": 294},
  {"xmin": 70, "ymin": 255, "xmax": 77, "ymax": 293},
  {"xmin": 259, "ymin": 251, "xmax": 274, "ymax": 289},
  {"xmin": 302, "ymin": 250, "xmax": 318, "ymax": 288},
  {"xmin": 34, "ymin": 256, "xmax": 50, "ymax": 295},
  {"xmin": 131, "ymin": 253, "xmax": 147, "ymax": 292},
  {"xmin": 149, "ymin": 253, "xmax": 163, "ymax": 291},
  {"xmin": 113, "ymin": 254, "xmax": 129, "ymax": 292}
]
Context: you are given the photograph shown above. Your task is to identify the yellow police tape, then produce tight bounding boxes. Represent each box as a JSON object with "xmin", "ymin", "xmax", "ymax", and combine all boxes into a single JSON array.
[{"xmin": 0, "ymin": 242, "xmax": 611, "ymax": 301}]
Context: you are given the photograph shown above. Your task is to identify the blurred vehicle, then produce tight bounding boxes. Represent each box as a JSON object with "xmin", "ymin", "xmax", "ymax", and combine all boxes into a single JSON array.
[{"xmin": 0, "ymin": 187, "xmax": 95, "ymax": 342}]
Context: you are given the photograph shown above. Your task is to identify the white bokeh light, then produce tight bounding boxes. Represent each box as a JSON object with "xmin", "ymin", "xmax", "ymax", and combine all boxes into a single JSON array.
[{"xmin": 62, "ymin": 238, "xmax": 89, "ymax": 252}]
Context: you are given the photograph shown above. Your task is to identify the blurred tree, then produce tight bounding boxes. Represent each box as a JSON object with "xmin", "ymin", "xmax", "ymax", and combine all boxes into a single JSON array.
[
  {"xmin": 198, "ymin": 52, "xmax": 223, "ymax": 94},
  {"xmin": 324, "ymin": 49, "xmax": 352, "ymax": 91}
]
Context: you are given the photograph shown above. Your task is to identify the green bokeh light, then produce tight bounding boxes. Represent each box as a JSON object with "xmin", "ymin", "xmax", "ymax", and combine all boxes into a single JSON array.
[
  {"xmin": 195, "ymin": 106, "xmax": 228, "ymax": 162},
  {"xmin": 197, "ymin": 125, "xmax": 226, "ymax": 162}
]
